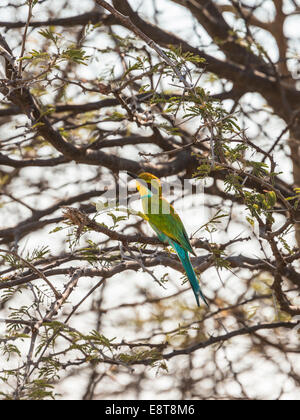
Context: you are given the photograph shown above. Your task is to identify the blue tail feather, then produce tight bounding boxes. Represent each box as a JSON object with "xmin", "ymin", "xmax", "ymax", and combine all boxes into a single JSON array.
[
  {"xmin": 149, "ymin": 223, "xmax": 208, "ymax": 307},
  {"xmin": 168, "ymin": 239, "xmax": 208, "ymax": 307}
]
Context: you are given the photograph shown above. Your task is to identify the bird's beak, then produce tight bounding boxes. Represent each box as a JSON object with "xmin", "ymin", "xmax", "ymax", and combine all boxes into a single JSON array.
[{"xmin": 126, "ymin": 171, "xmax": 139, "ymax": 180}]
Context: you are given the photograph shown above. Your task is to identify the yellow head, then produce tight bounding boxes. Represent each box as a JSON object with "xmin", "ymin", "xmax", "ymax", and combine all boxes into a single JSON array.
[
  {"xmin": 128, "ymin": 172, "xmax": 162, "ymax": 197},
  {"xmin": 137, "ymin": 172, "xmax": 162, "ymax": 197}
]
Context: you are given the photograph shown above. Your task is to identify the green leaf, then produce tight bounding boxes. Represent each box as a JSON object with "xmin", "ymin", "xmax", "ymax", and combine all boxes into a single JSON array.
[
  {"xmin": 38, "ymin": 28, "xmax": 60, "ymax": 45},
  {"xmin": 61, "ymin": 47, "xmax": 90, "ymax": 65}
]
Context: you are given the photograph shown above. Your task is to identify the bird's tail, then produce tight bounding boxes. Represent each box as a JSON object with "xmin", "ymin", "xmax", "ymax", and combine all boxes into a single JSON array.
[{"xmin": 169, "ymin": 239, "xmax": 208, "ymax": 307}]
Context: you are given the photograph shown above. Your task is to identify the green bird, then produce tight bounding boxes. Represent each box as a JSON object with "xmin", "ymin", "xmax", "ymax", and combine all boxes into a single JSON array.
[{"xmin": 128, "ymin": 172, "xmax": 208, "ymax": 307}]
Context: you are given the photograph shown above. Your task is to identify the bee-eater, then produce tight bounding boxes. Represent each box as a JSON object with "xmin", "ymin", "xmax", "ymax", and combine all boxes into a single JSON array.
[{"xmin": 128, "ymin": 172, "xmax": 208, "ymax": 307}]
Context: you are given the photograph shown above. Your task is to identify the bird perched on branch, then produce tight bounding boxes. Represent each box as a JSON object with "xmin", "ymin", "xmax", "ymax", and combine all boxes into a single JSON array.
[{"xmin": 127, "ymin": 172, "xmax": 208, "ymax": 307}]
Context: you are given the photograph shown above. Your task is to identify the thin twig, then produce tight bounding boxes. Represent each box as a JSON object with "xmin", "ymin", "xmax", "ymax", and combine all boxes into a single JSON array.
[
  {"xmin": 0, "ymin": 248, "xmax": 61, "ymax": 299},
  {"xmin": 18, "ymin": 0, "xmax": 34, "ymax": 77}
]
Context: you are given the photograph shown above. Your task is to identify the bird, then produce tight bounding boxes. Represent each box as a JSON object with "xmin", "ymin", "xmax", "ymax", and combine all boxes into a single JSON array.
[{"xmin": 127, "ymin": 171, "xmax": 208, "ymax": 307}]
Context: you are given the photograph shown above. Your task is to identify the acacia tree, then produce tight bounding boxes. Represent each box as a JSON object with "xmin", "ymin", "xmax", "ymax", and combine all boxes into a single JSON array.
[{"xmin": 0, "ymin": 0, "xmax": 300, "ymax": 400}]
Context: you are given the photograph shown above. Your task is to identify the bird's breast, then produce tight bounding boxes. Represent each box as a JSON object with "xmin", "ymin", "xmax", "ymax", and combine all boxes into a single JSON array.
[{"xmin": 141, "ymin": 195, "xmax": 171, "ymax": 216}]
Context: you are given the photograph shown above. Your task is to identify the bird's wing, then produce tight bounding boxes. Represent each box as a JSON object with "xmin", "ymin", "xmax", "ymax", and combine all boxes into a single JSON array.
[{"xmin": 147, "ymin": 198, "xmax": 196, "ymax": 255}]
